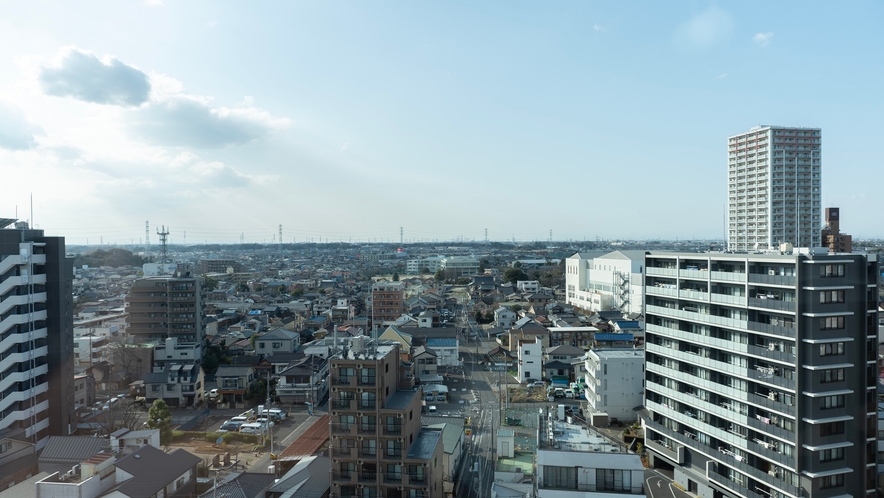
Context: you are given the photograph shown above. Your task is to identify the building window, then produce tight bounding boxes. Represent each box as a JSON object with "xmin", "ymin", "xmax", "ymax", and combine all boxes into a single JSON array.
[
  {"xmin": 820, "ymin": 265, "xmax": 845, "ymax": 278},
  {"xmin": 821, "ymin": 369, "xmax": 845, "ymax": 383},
  {"xmin": 819, "ymin": 474, "xmax": 844, "ymax": 489},
  {"xmin": 820, "ymin": 317, "xmax": 845, "ymax": 330},
  {"xmin": 819, "ymin": 343, "xmax": 845, "ymax": 356},
  {"xmin": 819, "ymin": 447, "xmax": 845, "ymax": 462},
  {"xmin": 597, "ymin": 469, "xmax": 634, "ymax": 492},
  {"xmin": 167, "ymin": 384, "xmax": 176, "ymax": 391},
  {"xmin": 543, "ymin": 465, "xmax": 576, "ymax": 489},
  {"xmin": 819, "ymin": 290, "xmax": 845, "ymax": 304},
  {"xmin": 821, "ymin": 395, "xmax": 845, "ymax": 409}
]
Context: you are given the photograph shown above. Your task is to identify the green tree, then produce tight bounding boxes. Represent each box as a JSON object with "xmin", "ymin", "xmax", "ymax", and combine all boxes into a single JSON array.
[
  {"xmin": 392, "ymin": 272, "xmax": 399, "ymax": 281},
  {"xmin": 246, "ymin": 379, "xmax": 267, "ymax": 401},
  {"xmin": 147, "ymin": 400, "xmax": 173, "ymax": 445},
  {"xmin": 503, "ymin": 267, "xmax": 529, "ymax": 284},
  {"xmin": 434, "ymin": 269, "xmax": 445, "ymax": 281},
  {"xmin": 236, "ymin": 283, "xmax": 249, "ymax": 293},
  {"xmin": 203, "ymin": 275, "xmax": 219, "ymax": 291},
  {"xmin": 292, "ymin": 287, "xmax": 305, "ymax": 298}
]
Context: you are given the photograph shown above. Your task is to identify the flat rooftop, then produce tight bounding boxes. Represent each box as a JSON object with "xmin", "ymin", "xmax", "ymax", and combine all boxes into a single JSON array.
[
  {"xmin": 386, "ymin": 389, "xmax": 418, "ymax": 410},
  {"xmin": 541, "ymin": 419, "xmax": 623, "ymax": 453},
  {"xmin": 406, "ymin": 430, "xmax": 441, "ymax": 460},
  {"xmin": 591, "ymin": 348, "xmax": 645, "ymax": 360}
]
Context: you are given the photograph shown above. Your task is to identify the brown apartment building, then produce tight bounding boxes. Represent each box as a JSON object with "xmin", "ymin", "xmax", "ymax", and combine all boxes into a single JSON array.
[
  {"xmin": 371, "ymin": 281, "xmax": 405, "ymax": 328},
  {"xmin": 329, "ymin": 337, "xmax": 444, "ymax": 498},
  {"xmin": 125, "ymin": 276, "xmax": 206, "ymax": 344}
]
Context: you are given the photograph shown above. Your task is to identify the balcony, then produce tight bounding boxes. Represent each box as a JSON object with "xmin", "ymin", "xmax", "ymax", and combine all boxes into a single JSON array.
[
  {"xmin": 358, "ymin": 473, "xmax": 377, "ymax": 483},
  {"xmin": 333, "ymin": 472, "xmax": 354, "ymax": 483},
  {"xmin": 383, "ymin": 425, "xmax": 402, "ymax": 436},
  {"xmin": 407, "ymin": 474, "xmax": 427, "ymax": 485},
  {"xmin": 332, "ymin": 399, "xmax": 353, "ymax": 410},
  {"xmin": 357, "ymin": 377, "xmax": 377, "ymax": 386},
  {"xmin": 646, "ymin": 267, "xmax": 678, "ymax": 277},
  {"xmin": 358, "ymin": 402, "xmax": 377, "ymax": 410},
  {"xmin": 536, "ymin": 481, "xmax": 644, "ymax": 494},
  {"xmin": 332, "ymin": 376, "xmax": 352, "ymax": 386},
  {"xmin": 332, "ymin": 447, "xmax": 354, "ymax": 458},
  {"xmin": 358, "ymin": 424, "xmax": 377, "ymax": 435},
  {"xmin": 383, "ymin": 451, "xmax": 402, "ymax": 460},
  {"xmin": 747, "ymin": 297, "xmax": 795, "ymax": 312},
  {"xmin": 358, "ymin": 450, "xmax": 377, "ymax": 458},
  {"xmin": 747, "ymin": 273, "xmax": 796, "ymax": 287},
  {"xmin": 384, "ymin": 474, "xmax": 403, "ymax": 484},
  {"xmin": 331, "ymin": 424, "xmax": 353, "ymax": 434}
]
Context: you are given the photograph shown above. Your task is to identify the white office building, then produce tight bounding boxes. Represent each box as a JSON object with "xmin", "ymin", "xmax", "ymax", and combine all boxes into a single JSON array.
[
  {"xmin": 565, "ymin": 251, "xmax": 645, "ymax": 315},
  {"xmin": 727, "ymin": 126, "xmax": 822, "ymax": 252}
]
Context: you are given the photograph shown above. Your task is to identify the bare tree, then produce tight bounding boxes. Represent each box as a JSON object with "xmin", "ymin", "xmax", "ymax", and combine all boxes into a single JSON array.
[
  {"xmin": 104, "ymin": 336, "xmax": 149, "ymax": 387},
  {"xmin": 94, "ymin": 400, "xmax": 141, "ymax": 437}
]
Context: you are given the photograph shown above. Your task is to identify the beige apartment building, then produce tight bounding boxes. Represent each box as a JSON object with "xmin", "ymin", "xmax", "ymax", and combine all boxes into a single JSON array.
[{"xmin": 329, "ymin": 338, "xmax": 444, "ymax": 498}]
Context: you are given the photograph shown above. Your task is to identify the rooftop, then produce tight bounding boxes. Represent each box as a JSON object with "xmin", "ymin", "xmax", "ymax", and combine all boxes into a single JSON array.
[
  {"xmin": 386, "ymin": 389, "xmax": 419, "ymax": 410},
  {"xmin": 406, "ymin": 430, "xmax": 441, "ymax": 460},
  {"xmin": 590, "ymin": 348, "xmax": 644, "ymax": 359}
]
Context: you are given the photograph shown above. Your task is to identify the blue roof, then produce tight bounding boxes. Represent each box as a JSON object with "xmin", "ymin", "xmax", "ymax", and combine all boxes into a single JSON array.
[
  {"xmin": 596, "ymin": 333, "xmax": 634, "ymax": 342},
  {"xmin": 305, "ymin": 316, "xmax": 327, "ymax": 323},
  {"xmin": 426, "ymin": 338, "xmax": 457, "ymax": 348},
  {"xmin": 614, "ymin": 321, "xmax": 641, "ymax": 329},
  {"xmin": 247, "ymin": 310, "xmax": 263, "ymax": 315}
]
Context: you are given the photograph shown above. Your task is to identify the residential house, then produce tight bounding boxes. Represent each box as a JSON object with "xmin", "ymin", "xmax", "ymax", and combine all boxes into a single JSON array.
[
  {"xmin": 0, "ymin": 428, "xmax": 37, "ymax": 490},
  {"xmin": 265, "ymin": 455, "xmax": 331, "ymax": 498},
  {"xmin": 74, "ymin": 373, "xmax": 96, "ymax": 412},
  {"xmin": 214, "ymin": 365, "xmax": 255, "ymax": 408},
  {"xmin": 104, "ymin": 445, "xmax": 201, "ymax": 498},
  {"xmin": 143, "ymin": 363, "xmax": 205, "ymax": 408},
  {"xmin": 516, "ymin": 339, "xmax": 541, "ymax": 382},
  {"xmin": 425, "ymin": 338, "xmax": 459, "ymax": 367},
  {"xmin": 275, "ymin": 355, "xmax": 329, "ymax": 405},
  {"xmin": 425, "ymin": 423, "xmax": 465, "ymax": 497},
  {"xmin": 413, "ymin": 346, "xmax": 438, "ymax": 377},
  {"xmin": 199, "ymin": 472, "xmax": 278, "ymax": 498},
  {"xmin": 255, "ymin": 328, "xmax": 300, "ymax": 356},
  {"xmin": 493, "ymin": 307, "xmax": 517, "ymax": 329},
  {"xmin": 109, "ymin": 429, "xmax": 161, "ymax": 454},
  {"xmin": 584, "ymin": 348, "xmax": 644, "ymax": 420}
]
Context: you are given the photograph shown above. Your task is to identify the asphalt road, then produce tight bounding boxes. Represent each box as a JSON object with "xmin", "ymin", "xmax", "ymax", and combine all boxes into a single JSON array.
[{"xmin": 645, "ymin": 468, "xmax": 693, "ymax": 498}]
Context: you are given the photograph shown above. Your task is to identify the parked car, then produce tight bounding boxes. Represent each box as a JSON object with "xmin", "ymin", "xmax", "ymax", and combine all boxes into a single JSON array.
[
  {"xmin": 218, "ymin": 421, "xmax": 243, "ymax": 433},
  {"xmin": 239, "ymin": 423, "xmax": 265, "ymax": 434},
  {"xmin": 564, "ymin": 389, "xmax": 575, "ymax": 399},
  {"xmin": 553, "ymin": 388, "xmax": 565, "ymax": 398},
  {"xmin": 528, "ymin": 381, "xmax": 545, "ymax": 388},
  {"xmin": 267, "ymin": 408, "xmax": 286, "ymax": 420},
  {"xmin": 255, "ymin": 416, "xmax": 275, "ymax": 428}
]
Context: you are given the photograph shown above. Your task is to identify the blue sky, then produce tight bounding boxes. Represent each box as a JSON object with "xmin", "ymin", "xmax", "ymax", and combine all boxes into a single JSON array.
[{"xmin": 1, "ymin": 1, "xmax": 882, "ymax": 244}]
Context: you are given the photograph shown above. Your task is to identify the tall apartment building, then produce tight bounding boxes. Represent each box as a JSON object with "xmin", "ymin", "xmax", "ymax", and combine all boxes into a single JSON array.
[
  {"xmin": 371, "ymin": 281, "xmax": 405, "ymax": 329},
  {"xmin": 641, "ymin": 250, "xmax": 878, "ymax": 498},
  {"xmin": 199, "ymin": 258, "xmax": 243, "ymax": 274},
  {"xmin": 125, "ymin": 275, "xmax": 206, "ymax": 344},
  {"xmin": 0, "ymin": 220, "xmax": 75, "ymax": 449},
  {"xmin": 820, "ymin": 207, "xmax": 852, "ymax": 254},
  {"xmin": 727, "ymin": 126, "xmax": 822, "ymax": 252},
  {"xmin": 329, "ymin": 337, "xmax": 444, "ymax": 498}
]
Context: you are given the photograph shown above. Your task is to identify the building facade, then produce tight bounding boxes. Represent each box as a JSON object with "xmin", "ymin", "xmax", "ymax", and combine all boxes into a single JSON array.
[
  {"xmin": 565, "ymin": 251, "xmax": 645, "ymax": 315},
  {"xmin": 820, "ymin": 207, "xmax": 852, "ymax": 254},
  {"xmin": 641, "ymin": 250, "xmax": 878, "ymax": 498},
  {"xmin": 727, "ymin": 126, "xmax": 822, "ymax": 252},
  {"xmin": 371, "ymin": 281, "xmax": 405, "ymax": 328},
  {"xmin": 125, "ymin": 276, "xmax": 206, "ymax": 344},
  {"xmin": 329, "ymin": 338, "xmax": 444, "ymax": 498},
  {"xmin": 0, "ymin": 221, "xmax": 75, "ymax": 450},
  {"xmin": 584, "ymin": 348, "xmax": 644, "ymax": 420}
]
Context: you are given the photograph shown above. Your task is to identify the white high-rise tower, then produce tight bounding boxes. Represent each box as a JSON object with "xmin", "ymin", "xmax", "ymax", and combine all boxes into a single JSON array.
[{"xmin": 727, "ymin": 126, "xmax": 821, "ymax": 252}]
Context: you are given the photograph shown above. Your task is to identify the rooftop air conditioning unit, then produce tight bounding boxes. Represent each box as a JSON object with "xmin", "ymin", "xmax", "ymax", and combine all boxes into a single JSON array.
[
  {"xmin": 769, "ymin": 269, "xmax": 776, "ymax": 275},
  {"xmin": 358, "ymin": 436, "xmax": 364, "ymax": 441}
]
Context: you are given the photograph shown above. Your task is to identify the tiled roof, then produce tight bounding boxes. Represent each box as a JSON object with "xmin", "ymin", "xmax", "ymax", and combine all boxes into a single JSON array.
[
  {"xmin": 38, "ymin": 436, "xmax": 107, "ymax": 464},
  {"xmin": 114, "ymin": 445, "xmax": 200, "ymax": 498},
  {"xmin": 266, "ymin": 455, "xmax": 332, "ymax": 498}
]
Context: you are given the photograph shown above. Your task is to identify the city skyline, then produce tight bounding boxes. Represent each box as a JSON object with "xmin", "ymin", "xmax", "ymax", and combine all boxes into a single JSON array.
[{"xmin": 2, "ymin": 2, "xmax": 883, "ymax": 244}]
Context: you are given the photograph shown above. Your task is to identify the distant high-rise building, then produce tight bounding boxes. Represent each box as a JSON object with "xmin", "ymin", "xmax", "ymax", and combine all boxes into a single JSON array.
[
  {"xmin": 125, "ymin": 275, "xmax": 206, "ymax": 344},
  {"xmin": 727, "ymin": 126, "xmax": 821, "ymax": 252},
  {"xmin": 371, "ymin": 281, "xmax": 405, "ymax": 329},
  {"xmin": 0, "ymin": 220, "xmax": 75, "ymax": 449},
  {"xmin": 820, "ymin": 207, "xmax": 852, "ymax": 253}
]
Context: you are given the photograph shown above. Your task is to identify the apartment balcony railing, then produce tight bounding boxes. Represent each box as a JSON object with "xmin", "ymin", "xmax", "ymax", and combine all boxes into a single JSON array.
[
  {"xmin": 358, "ymin": 473, "xmax": 377, "ymax": 483},
  {"xmin": 357, "ymin": 425, "xmax": 377, "ymax": 435},
  {"xmin": 382, "ymin": 425, "xmax": 402, "ymax": 436},
  {"xmin": 332, "ymin": 399, "xmax": 353, "ymax": 410},
  {"xmin": 357, "ymin": 377, "xmax": 377, "ymax": 386},
  {"xmin": 332, "ymin": 447, "xmax": 353, "ymax": 458},
  {"xmin": 537, "ymin": 482, "xmax": 643, "ymax": 494},
  {"xmin": 383, "ymin": 451, "xmax": 402, "ymax": 460},
  {"xmin": 358, "ymin": 450, "xmax": 377, "ymax": 458},
  {"xmin": 331, "ymin": 376, "xmax": 352, "ymax": 386},
  {"xmin": 358, "ymin": 401, "xmax": 377, "ymax": 410},
  {"xmin": 330, "ymin": 423, "xmax": 353, "ymax": 434},
  {"xmin": 407, "ymin": 474, "xmax": 427, "ymax": 485},
  {"xmin": 383, "ymin": 474, "xmax": 403, "ymax": 484}
]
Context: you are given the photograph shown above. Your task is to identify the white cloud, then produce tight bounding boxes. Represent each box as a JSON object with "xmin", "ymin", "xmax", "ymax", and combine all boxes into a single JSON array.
[
  {"xmin": 340, "ymin": 142, "xmax": 349, "ymax": 151},
  {"xmin": 714, "ymin": 73, "xmax": 728, "ymax": 79},
  {"xmin": 593, "ymin": 23, "xmax": 606, "ymax": 32},
  {"xmin": 0, "ymin": 102, "xmax": 42, "ymax": 150},
  {"xmin": 753, "ymin": 32, "xmax": 774, "ymax": 47},
  {"xmin": 208, "ymin": 20, "xmax": 218, "ymax": 28},
  {"xmin": 132, "ymin": 95, "xmax": 290, "ymax": 148},
  {"xmin": 675, "ymin": 7, "xmax": 733, "ymax": 50},
  {"xmin": 39, "ymin": 47, "xmax": 151, "ymax": 106}
]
